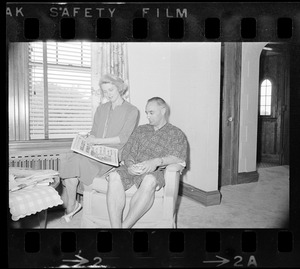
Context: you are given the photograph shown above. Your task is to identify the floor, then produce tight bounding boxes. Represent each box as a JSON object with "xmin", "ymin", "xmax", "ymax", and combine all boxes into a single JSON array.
[
  {"xmin": 257, "ymin": 161, "xmax": 281, "ymax": 169},
  {"xmin": 9, "ymin": 165, "xmax": 289, "ymax": 229}
]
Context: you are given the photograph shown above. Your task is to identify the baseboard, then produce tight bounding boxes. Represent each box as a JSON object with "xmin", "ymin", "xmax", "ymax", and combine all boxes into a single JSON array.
[
  {"xmin": 179, "ymin": 182, "xmax": 221, "ymax": 206},
  {"xmin": 178, "ymin": 172, "xmax": 258, "ymax": 206},
  {"xmin": 237, "ymin": 171, "xmax": 259, "ymax": 184}
]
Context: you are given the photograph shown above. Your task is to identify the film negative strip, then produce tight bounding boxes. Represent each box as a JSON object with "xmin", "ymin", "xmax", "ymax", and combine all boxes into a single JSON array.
[{"xmin": 6, "ymin": 1, "xmax": 300, "ymax": 268}]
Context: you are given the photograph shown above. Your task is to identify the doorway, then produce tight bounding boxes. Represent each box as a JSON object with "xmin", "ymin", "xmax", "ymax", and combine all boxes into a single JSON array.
[
  {"xmin": 219, "ymin": 42, "xmax": 289, "ymax": 187},
  {"xmin": 257, "ymin": 43, "xmax": 290, "ymax": 168}
]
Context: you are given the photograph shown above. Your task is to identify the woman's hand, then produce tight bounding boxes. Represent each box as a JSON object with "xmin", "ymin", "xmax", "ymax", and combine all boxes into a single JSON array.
[
  {"xmin": 85, "ymin": 135, "xmax": 97, "ymax": 144},
  {"xmin": 86, "ymin": 135, "xmax": 104, "ymax": 145}
]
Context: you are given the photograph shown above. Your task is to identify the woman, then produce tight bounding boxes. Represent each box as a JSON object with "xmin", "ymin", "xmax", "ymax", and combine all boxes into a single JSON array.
[{"xmin": 60, "ymin": 74, "xmax": 139, "ymax": 222}]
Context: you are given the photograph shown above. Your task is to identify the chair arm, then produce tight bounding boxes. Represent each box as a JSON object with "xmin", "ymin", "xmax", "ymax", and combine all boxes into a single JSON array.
[
  {"xmin": 164, "ymin": 163, "xmax": 185, "ymax": 173},
  {"xmin": 92, "ymin": 176, "xmax": 107, "ymax": 192},
  {"xmin": 164, "ymin": 164, "xmax": 184, "ymax": 198},
  {"xmin": 91, "ymin": 166, "xmax": 119, "ymax": 192}
]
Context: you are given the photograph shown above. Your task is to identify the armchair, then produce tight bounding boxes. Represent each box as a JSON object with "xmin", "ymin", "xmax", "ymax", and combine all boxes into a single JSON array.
[{"xmin": 81, "ymin": 163, "xmax": 184, "ymax": 228}]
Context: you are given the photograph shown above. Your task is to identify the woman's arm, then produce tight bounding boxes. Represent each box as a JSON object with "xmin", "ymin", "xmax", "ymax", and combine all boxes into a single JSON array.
[
  {"xmin": 90, "ymin": 105, "xmax": 101, "ymax": 137},
  {"xmin": 117, "ymin": 108, "xmax": 139, "ymax": 147},
  {"xmin": 88, "ymin": 136, "xmax": 121, "ymax": 145},
  {"xmin": 87, "ymin": 107, "xmax": 138, "ymax": 146}
]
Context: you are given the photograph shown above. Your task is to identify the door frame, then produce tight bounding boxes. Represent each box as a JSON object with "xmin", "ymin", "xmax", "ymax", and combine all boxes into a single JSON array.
[
  {"xmin": 219, "ymin": 42, "xmax": 242, "ymax": 187},
  {"xmin": 219, "ymin": 43, "xmax": 290, "ymax": 187},
  {"xmin": 279, "ymin": 47, "xmax": 290, "ymax": 165}
]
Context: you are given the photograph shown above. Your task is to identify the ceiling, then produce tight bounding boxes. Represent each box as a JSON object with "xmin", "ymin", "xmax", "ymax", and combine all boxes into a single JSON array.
[{"xmin": 262, "ymin": 42, "xmax": 289, "ymax": 56}]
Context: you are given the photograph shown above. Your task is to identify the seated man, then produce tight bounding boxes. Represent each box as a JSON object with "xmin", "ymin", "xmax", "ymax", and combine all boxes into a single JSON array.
[{"xmin": 107, "ymin": 97, "xmax": 188, "ymax": 228}]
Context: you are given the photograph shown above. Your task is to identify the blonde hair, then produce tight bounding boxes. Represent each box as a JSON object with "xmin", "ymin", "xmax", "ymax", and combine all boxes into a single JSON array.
[{"xmin": 99, "ymin": 74, "xmax": 128, "ymax": 96}]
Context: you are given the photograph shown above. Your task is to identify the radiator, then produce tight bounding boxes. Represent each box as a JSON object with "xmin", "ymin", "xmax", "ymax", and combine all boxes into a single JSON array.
[{"xmin": 9, "ymin": 154, "xmax": 60, "ymax": 171}]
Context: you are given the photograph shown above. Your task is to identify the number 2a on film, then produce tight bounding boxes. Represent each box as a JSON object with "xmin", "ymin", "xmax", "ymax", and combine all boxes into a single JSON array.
[{"xmin": 234, "ymin": 255, "xmax": 257, "ymax": 267}]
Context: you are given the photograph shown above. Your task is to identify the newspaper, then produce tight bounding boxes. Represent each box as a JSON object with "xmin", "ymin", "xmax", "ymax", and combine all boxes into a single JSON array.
[
  {"xmin": 71, "ymin": 134, "xmax": 119, "ymax": 167},
  {"xmin": 9, "ymin": 168, "xmax": 58, "ymax": 192}
]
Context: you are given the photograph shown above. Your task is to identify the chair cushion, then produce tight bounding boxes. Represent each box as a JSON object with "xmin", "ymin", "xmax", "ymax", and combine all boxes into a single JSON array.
[{"xmin": 92, "ymin": 176, "xmax": 164, "ymax": 197}]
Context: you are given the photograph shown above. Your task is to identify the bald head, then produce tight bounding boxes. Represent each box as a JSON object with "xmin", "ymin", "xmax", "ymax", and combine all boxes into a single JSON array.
[
  {"xmin": 146, "ymin": 97, "xmax": 169, "ymax": 130},
  {"xmin": 147, "ymin": 97, "xmax": 169, "ymax": 117}
]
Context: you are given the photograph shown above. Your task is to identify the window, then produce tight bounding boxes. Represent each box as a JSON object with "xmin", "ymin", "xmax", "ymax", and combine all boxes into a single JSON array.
[
  {"xmin": 9, "ymin": 42, "xmax": 129, "ymax": 142},
  {"xmin": 29, "ymin": 42, "xmax": 93, "ymax": 139},
  {"xmin": 259, "ymin": 79, "xmax": 272, "ymax": 116}
]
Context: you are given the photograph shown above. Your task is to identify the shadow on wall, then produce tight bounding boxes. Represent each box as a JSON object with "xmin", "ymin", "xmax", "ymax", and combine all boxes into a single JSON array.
[
  {"xmin": 134, "ymin": 109, "xmax": 140, "ymax": 129},
  {"xmin": 181, "ymin": 137, "xmax": 191, "ymax": 178},
  {"xmin": 167, "ymin": 103, "xmax": 190, "ymax": 177}
]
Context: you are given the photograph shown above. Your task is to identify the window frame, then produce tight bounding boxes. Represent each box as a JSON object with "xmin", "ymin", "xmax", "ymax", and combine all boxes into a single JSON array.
[
  {"xmin": 259, "ymin": 78, "xmax": 274, "ymax": 117},
  {"xmin": 9, "ymin": 42, "xmax": 129, "ymax": 152},
  {"xmin": 9, "ymin": 43, "xmax": 30, "ymax": 142},
  {"xmin": 28, "ymin": 42, "xmax": 94, "ymax": 140},
  {"xmin": 9, "ymin": 42, "xmax": 97, "ymax": 148}
]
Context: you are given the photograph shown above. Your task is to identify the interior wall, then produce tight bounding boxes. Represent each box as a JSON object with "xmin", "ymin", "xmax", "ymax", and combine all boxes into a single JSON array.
[
  {"xmin": 128, "ymin": 42, "xmax": 268, "ymax": 188},
  {"xmin": 128, "ymin": 43, "xmax": 221, "ymax": 192},
  {"xmin": 169, "ymin": 43, "xmax": 221, "ymax": 192},
  {"xmin": 239, "ymin": 42, "xmax": 268, "ymax": 173},
  {"xmin": 127, "ymin": 43, "xmax": 171, "ymax": 125}
]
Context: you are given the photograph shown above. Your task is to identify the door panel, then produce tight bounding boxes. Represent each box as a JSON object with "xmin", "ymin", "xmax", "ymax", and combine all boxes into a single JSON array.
[
  {"xmin": 257, "ymin": 44, "xmax": 289, "ymax": 165},
  {"xmin": 260, "ymin": 118, "xmax": 279, "ymax": 162}
]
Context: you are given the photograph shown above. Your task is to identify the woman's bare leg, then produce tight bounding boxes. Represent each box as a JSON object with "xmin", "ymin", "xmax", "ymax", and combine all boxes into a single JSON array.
[
  {"xmin": 106, "ymin": 172, "xmax": 126, "ymax": 228},
  {"xmin": 64, "ymin": 177, "xmax": 79, "ymax": 214}
]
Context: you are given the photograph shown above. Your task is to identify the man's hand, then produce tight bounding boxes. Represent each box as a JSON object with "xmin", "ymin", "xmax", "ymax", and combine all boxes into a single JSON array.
[
  {"xmin": 128, "ymin": 164, "xmax": 144, "ymax": 175},
  {"xmin": 127, "ymin": 159, "xmax": 160, "ymax": 175},
  {"xmin": 137, "ymin": 159, "xmax": 160, "ymax": 174}
]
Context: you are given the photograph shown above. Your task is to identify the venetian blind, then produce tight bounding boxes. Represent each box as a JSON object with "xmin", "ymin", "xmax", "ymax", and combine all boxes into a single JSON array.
[{"xmin": 28, "ymin": 42, "xmax": 93, "ymax": 139}]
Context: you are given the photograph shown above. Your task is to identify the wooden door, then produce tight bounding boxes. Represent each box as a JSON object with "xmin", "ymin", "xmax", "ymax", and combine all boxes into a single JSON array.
[{"xmin": 257, "ymin": 45, "xmax": 289, "ymax": 165}]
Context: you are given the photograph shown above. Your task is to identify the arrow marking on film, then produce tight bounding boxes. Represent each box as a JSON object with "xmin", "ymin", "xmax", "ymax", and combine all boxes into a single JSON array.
[
  {"xmin": 203, "ymin": 255, "xmax": 230, "ymax": 267},
  {"xmin": 63, "ymin": 254, "xmax": 89, "ymax": 267}
]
